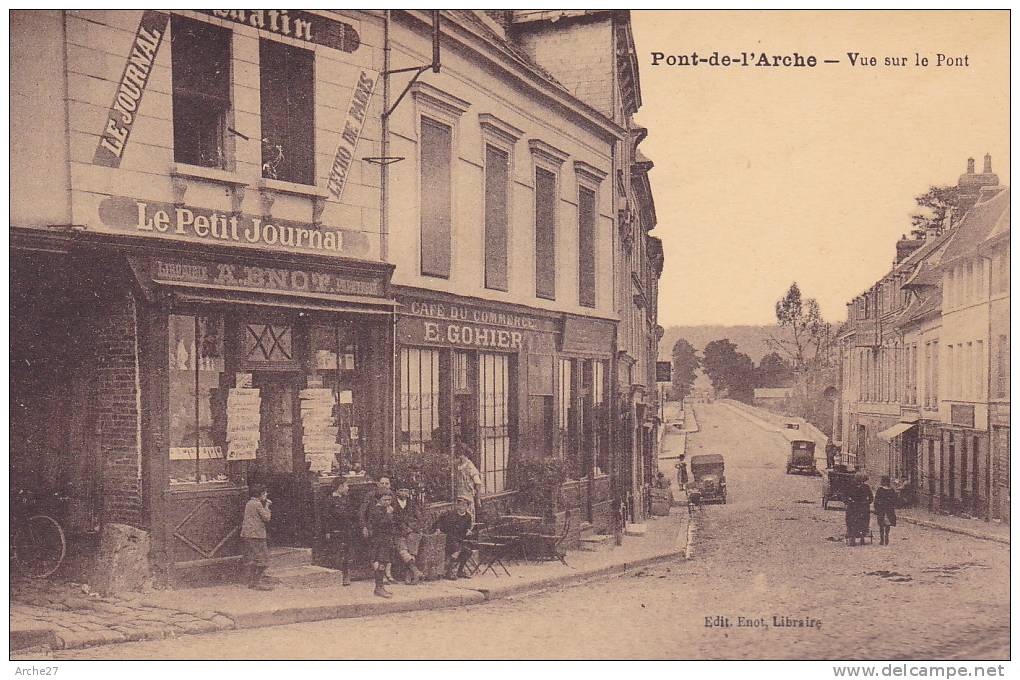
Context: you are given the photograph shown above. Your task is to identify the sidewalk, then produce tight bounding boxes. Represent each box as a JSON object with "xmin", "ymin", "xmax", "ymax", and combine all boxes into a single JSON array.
[
  {"xmin": 12, "ymin": 510, "xmax": 689, "ymax": 655},
  {"xmin": 898, "ymin": 506, "xmax": 1010, "ymax": 545}
]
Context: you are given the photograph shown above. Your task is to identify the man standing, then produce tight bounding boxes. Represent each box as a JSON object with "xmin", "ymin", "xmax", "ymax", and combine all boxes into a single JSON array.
[
  {"xmin": 435, "ymin": 495, "xmax": 475, "ymax": 580},
  {"xmin": 393, "ymin": 483, "xmax": 425, "ymax": 584},
  {"xmin": 454, "ymin": 442, "xmax": 483, "ymax": 523},
  {"xmin": 241, "ymin": 485, "xmax": 273, "ymax": 591},
  {"xmin": 324, "ymin": 477, "xmax": 357, "ymax": 586}
]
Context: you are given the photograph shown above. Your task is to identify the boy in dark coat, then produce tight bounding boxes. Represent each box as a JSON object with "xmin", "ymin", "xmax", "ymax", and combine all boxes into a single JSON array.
[
  {"xmin": 393, "ymin": 484, "xmax": 425, "ymax": 584},
  {"xmin": 435, "ymin": 495, "xmax": 474, "ymax": 580},
  {"xmin": 366, "ymin": 491, "xmax": 397, "ymax": 598},
  {"xmin": 873, "ymin": 476, "xmax": 898, "ymax": 545},
  {"xmin": 324, "ymin": 477, "xmax": 358, "ymax": 585}
]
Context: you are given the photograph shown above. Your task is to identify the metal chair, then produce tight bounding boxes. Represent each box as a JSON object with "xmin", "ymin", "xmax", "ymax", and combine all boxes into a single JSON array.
[{"xmin": 522, "ymin": 510, "xmax": 572, "ymax": 566}]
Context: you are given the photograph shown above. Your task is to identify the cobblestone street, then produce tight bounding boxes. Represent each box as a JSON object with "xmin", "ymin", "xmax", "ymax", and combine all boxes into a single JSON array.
[{"xmin": 43, "ymin": 403, "xmax": 1009, "ymax": 660}]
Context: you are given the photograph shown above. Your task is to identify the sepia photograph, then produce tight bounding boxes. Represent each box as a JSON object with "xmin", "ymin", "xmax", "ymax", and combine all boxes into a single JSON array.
[{"xmin": 7, "ymin": 7, "xmax": 1011, "ymax": 670}]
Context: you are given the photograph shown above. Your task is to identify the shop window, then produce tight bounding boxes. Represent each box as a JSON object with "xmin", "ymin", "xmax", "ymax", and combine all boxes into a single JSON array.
[
  {"xmin": 592, "ymin": 360, "xmax": 607, "ymax": 475},
  {"xmin": 478, "ymin": 353, "xmax": 510, "ymax": 494},
  {"xmin": 556, "ymin": 358, "xmax": 572, "ymax": 460},
  {"xmin": 577, "ymin": 186, "xmax": 597, "ymax": 308},
  {"xmin": 484, "ymin": 144, "xmax": 510, "ymax": 291},
  {"xmin": 420, "ymin": 117, "xmax": 452, "ymax": 278},
  {"xmin": 260, "ymin": 39, "xmax": 314, "ymax": 185},
  {"xmin": 526, "ymin": 354, "xmax": 554, "ymax": 457},
  {"xmin": 243, "ymin": 323, "xmax": 293, "ymax": 363},
  {"xmin": 309, "ymin": 324, "xmax": 361, "ymax": 472},
  {"xmin": 168, "ymin": 314, "xmax": 229, "ymax": 485},
  {"xmin": 535, "ymin": 167, "xmax": 557, "ymax": 300},
  {"xmin": 996, "ymin": 335, "xmax": 1009, "ymax": 398},
  {"xmin": 171, "ymin": 16, "xmax": 231, "ymax": 168},
  {"xmin": 399, "ymin": 347, "xmax": 442, "ymax": 456}
]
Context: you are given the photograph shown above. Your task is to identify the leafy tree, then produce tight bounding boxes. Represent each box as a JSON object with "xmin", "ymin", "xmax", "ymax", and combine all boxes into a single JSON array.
[
  {"xmin": 670, "ymin": 338, "xmax": 701, "ymax": 402},
  {"xmin": 702, "ymin": 339, "xmax": 756, "ymax": 403},
  {"xmin": 910, "ymin": 185, "xmax": 961, "ymax": 234},
  {"xmin": 768, "ymin": 282, "xmax": 833, "ymax": 369},
  {"xmin": 755, "ymin": 352, "xmax": 793, "ymax": 388}
]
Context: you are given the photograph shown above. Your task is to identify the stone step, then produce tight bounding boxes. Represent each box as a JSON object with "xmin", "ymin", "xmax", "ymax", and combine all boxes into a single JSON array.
[
  {"xmin": 265, "ymin": 564, "xmax": 344, "ymax": 589},
  {"xmin": 624, "ymin": 523, "xmax": 648, "ymax": 537},
  {"xmin": 268, "ymin": 546, "xmax": 313, "ymax": 570}
]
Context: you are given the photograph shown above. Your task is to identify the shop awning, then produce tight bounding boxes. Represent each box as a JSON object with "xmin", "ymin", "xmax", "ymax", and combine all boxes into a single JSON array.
[
  {"xmin": 877, "ymin": 422, "xmax": 916, "ymax": 443},
  {"xmin": 166, "ymin": 282, "xmax": 400, "ymax": 315}
]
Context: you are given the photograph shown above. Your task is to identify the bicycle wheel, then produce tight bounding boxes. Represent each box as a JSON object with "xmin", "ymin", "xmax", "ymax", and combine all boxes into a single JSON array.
[{"xmin": 12, "ymin": 514, "xmax": 66, "ymax": 578}]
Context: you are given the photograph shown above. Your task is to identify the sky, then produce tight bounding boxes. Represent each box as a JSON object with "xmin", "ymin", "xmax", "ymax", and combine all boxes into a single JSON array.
[{"xmin": 630, "ymin": 10, "xmax": 1009, "ymax": 327}]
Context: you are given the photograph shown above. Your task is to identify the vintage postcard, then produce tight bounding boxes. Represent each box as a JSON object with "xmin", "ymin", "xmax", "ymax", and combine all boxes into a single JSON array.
[{"xmin": 8, "ymin": 8, "xmax": 1010, "ymax": 669}]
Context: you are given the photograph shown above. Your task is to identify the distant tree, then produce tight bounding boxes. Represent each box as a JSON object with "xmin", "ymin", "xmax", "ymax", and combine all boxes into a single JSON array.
[
  {"xmin": 702, "ymin": 339, "xmax": 756, "ymax": 403},
  {"xmin": 910, "ymin": 185, "xmax": 961, "ymax": 233},
  {"xmin": 768, "ymin": 282, "xmax": 833, "ymax": 369},
  {"xmin": 755, "ymin": 352, "xmax": 793, "ymax": 388},
  {"xmin": 670, "ymin": 338, "xmax": 701, "ymax": 402}
]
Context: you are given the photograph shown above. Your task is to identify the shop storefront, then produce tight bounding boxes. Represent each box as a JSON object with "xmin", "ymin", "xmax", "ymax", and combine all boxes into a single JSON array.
[
  {"xmin": 11, "ymin": 230, "xmax": 396, "ymax": 584},
  {"xmin": 394, "ymin": 289, "xmax": 616, "ymax": 531}
]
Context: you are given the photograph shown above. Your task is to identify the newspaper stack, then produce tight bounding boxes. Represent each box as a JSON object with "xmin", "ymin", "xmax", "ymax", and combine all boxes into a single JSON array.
[
  {"xmin": 300, "ymin": 388, "xmax": 339, "ymax": 473},
  {"xmin": 226, "ymin": 388, "xmax": 261, "ymax": 461}
]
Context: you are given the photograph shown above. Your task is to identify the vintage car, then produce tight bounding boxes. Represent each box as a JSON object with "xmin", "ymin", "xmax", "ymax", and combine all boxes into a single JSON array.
[
  {"xmin": 786, "ymin": 439, "xmax": 821, "ymax": 476},
  {"xmin": 821, "ymin": 466, "xmax": 856, "ymax": 509},
  {"xmin": 689, "ymin": 453, "xmax": 726, "ymax": 504}
]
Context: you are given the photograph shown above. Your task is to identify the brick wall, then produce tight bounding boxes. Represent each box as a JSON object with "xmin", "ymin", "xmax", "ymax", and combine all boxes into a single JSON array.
[
  {"xmin": 513, "ymin": 18, "xmax": 615, "ymax": 118},
  {"xmin": 92, "ymin": 293, "xmax": 143, "ymax": 527}
]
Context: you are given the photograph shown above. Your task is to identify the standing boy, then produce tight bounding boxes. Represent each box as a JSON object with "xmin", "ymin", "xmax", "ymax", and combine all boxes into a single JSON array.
[{"xmin": 241, "ymin": 485, "xmax": 273, "ymax": 591}]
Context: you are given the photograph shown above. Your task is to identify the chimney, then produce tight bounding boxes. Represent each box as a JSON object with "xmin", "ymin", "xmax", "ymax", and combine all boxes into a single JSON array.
[
  {"xmin": 956, "ymin": 154, "xmax": 1000, "ymax": 219},
  {"xmin": 983, "ymin": 153, "xmax": 992, "ymax": 174},
  {"xmin": 967, "ymin": 157, "xmax": 976, "ymax": 174}
]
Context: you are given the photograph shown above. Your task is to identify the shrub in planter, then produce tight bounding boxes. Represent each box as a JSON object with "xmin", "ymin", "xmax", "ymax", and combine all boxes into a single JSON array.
[
  {"xmin": 512, "ymin": 456, "xmax": 568, "ymax": 519},
  {"xmin": 388, "ymin": 448, "xmax": 451, "ymax": 504}
]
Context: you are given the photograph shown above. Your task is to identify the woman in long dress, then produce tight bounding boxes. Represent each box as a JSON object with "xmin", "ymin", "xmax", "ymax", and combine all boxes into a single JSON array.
[{"xmin": 845, "ymin": 473, "xmax": 873, "ymax": 546}]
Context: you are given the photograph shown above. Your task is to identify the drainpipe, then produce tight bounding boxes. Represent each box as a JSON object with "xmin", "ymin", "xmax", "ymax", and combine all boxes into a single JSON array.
[{"xmin": 382, "ymin": 11, "xmax": 398, "ymax": 463}]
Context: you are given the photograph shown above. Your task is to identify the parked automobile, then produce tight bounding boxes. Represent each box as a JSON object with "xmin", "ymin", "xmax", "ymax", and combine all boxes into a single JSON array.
[{"xmin": 821, "ymin": 465, "xmax": 856, "ymax": 509}]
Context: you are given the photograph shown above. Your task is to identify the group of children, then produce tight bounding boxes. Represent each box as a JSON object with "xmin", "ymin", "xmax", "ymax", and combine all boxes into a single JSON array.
[{"xmin": 241, "ymin": 478, "xmax": 477, "ymax": 597}]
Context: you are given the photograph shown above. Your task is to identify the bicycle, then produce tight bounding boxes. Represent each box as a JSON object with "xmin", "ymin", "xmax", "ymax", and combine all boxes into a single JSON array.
[{"xmin": 10, "ymin": 489, "xmax": 67, "ymax": 579}]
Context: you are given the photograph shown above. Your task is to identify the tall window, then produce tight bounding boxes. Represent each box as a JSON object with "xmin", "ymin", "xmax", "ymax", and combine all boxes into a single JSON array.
[
  {"xmin": 171, "ymin": 16, "xmax": 231, "ymax": 168},
  {"xmin": 260, "ymin": 39, "xmax": 314, "ymax": 184},
  {"xmin": 976, "ymin": 340, "xmax": 984, "ymax": 400},
  {"xmin": 577, "ymin": 186, "xmax": 597, "ymax": 308},
  {"xmin": 420, "ymin": 117, "xmax": 452, "ymax": 278},
  {"xmin": 931, "ymin": 341, "xmax": 939, "ymax": 404},
  {"xmin": 168, "ymin": 314, "xmax": 228, "ymax": 485},
  {"xmin": 478, "ymin": 353, "xmax": 510, "ymax": 494},
  {"xmin": 483, "ymin": 145, "xmax": 510, "ymax": 291},
  {"xmin": 535, "ymin": 167, "xmax": 557, "ymax": 299},
  {"xmin": 399, "ymin": 348, "xmax": 441, "ymax": 456}
]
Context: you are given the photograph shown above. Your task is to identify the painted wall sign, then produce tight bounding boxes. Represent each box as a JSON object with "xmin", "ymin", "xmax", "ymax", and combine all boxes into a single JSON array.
[
  {"xmin": 131, "ymin": 256, "xmax": 387, "ymax": 299},
  {"xmin": 93, "ymin": 11, "xmax": 169, "ymax": 168},
  {"xmin": 561, "ymin": 316, "xmax": 615, "ymax": 355},
  {"xmin": 396, "ymin": 295, "xmax": 558, "ymax": 352},
  {"xmin": 327, "ymin": 70, "xmax": 378, "ymax": 200},
  {"xmin": 950, "ymin": 404, "xmax": 976, "ymax": 428},
  {"xmin": 98, "ymin": 195, "xmax": 370, "ymax": 258},
  {"xmin": 196, "ymin": 10, "xmax": 360, "ymax": 53}
]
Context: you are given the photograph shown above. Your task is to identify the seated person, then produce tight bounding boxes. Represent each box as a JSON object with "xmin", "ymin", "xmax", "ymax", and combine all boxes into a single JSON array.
[{"xmin": 434, "ymin": 494, "xmax": 474, "ymax": 580}]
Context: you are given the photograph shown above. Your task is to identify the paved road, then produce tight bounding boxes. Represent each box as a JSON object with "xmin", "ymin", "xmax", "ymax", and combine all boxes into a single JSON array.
[{"xmin": 49, "ymin": 403, "xmax": 1009, "ymax": 660}]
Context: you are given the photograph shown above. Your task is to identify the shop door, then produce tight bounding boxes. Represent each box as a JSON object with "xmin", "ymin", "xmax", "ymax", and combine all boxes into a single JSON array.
[{"xmin": 254, "ymin": 373, "xmax": 306, "ymax": 547}]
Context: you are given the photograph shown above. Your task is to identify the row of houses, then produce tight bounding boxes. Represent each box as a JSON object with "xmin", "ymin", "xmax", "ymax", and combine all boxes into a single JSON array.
[
  {"xmin": 10, "ymin": 10, "xmax": 665, "ymax": 586},
  {"xmin": 836, "ymin": 156, "xmax": 1009, "ymax": 522}
]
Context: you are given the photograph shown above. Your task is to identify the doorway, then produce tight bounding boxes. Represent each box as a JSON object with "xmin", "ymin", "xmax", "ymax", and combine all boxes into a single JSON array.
[{"xmin": 251, "ymin": 372, "xmax": 306, "ymax": 547}]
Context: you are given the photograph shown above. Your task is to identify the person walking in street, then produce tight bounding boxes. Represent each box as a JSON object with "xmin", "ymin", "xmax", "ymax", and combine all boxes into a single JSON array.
[
  {"xmin": 435, "ymin": 495, "xmax": 474, "ymax": 580},
  {"xmin": 393, "ymin": 483, "xmax": 425, "ymax": 585},
  {"xmin": 873, "ymin": 475, "xmax": 898, "ymax": 546},
  {"xmin": 453, "ymin": 441, "xmax": 483, "ymax": 523},
  {"xmin": 324, "ymin": 477, "xmax": 358, "ymax": 586},
  {"xmin": 241, "ymin": 485, "xmax": 274, "ymax": 590},
  {"xmin": 845, "ymin": 472, "xmax": 873, "ymax": 547},
  {"xmin": 675, "ymin": 455, "xmax": 689, "ymax": 490},
  {"xmin": 366, "ymin": 491, "xmax": 398, "ymax": 598}
]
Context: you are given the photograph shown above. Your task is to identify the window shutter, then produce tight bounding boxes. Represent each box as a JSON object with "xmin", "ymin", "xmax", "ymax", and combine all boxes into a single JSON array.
[
  {"xmin": 578, "ymin": 186, "xmax": 597, "ymax": 307},
  {"xmin": 420, "ymin": 118, "xmax": 452, "ymax": 278},
  {"xmin": 535, "ymin": 167, "xmax": 557, "ymax": 299},
  {"xmin": 484, "ymin": 145, "xmax": 509, "ymax": 291}
]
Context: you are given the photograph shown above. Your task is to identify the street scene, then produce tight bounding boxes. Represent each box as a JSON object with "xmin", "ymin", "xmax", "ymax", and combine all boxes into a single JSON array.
[
  {"xmin": 8, "ymin": 9, "xmax": 1010, "ymax": 665},
  {"xmin": 23, "ymin": 402, "xmax": 1010, "ymax": 660}
]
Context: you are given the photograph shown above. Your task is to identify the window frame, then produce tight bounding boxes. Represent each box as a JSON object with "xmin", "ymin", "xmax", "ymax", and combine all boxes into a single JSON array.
[
  {"xmin": 259, "ymin": 37, "xmax": 316, "ymax": 186},
  {"xmin": 170, "ymin": 15, "xmax": 234, "ymax": 170}
]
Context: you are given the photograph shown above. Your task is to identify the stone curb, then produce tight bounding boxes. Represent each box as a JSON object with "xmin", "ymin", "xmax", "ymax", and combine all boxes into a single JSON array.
[
  {"xmin": 898, "ymin": 515, "xmax": 1010, "ymax": 546},
  {"xmin": 13, "ymin": 528, "xmax": 692, "ymax": 655}
]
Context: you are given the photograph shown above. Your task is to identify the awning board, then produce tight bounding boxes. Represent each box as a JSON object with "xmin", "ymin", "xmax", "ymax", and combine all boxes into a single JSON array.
[{"xmin": 877, "ymin": 422, "xmax": 915, "ymax": 443}]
